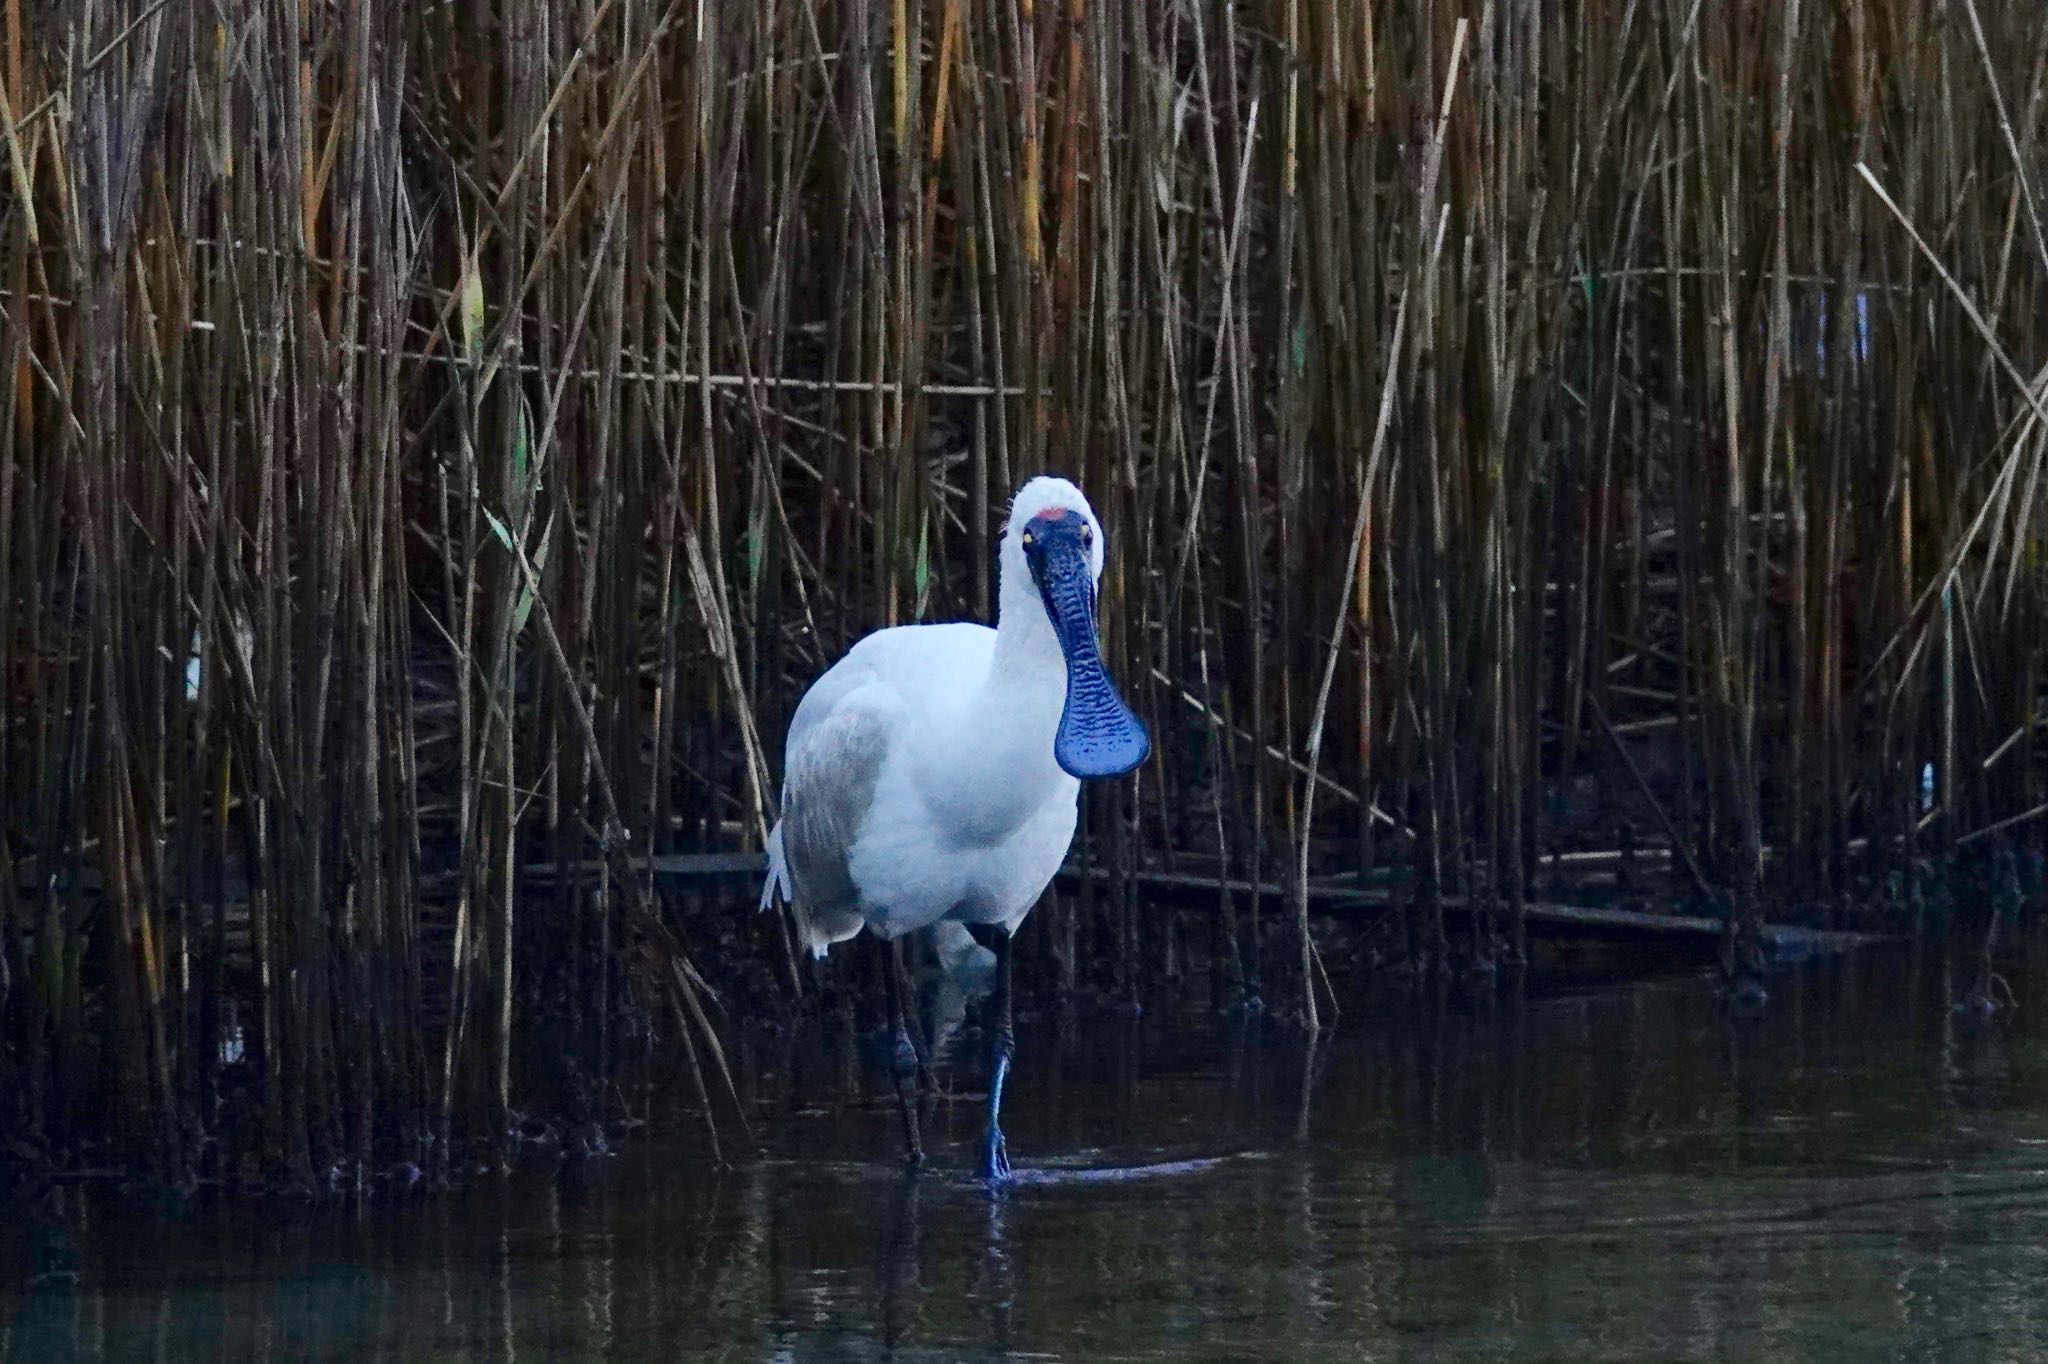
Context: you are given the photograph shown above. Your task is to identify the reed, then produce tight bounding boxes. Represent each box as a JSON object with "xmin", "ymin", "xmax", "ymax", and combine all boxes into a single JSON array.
[{"xmin": 2, "ymin": 0, "xmax": 2044, "ymax": 1186}]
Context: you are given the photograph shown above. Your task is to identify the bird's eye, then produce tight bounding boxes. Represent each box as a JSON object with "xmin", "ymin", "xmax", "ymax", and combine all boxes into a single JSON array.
[
  {"xmin": 1082, "ymin": 526, "xmax": 1094, "ymax": 547},
  {"xmin": 1021, "ymin": 529, "xmax": 1035, "ymax": 547}
]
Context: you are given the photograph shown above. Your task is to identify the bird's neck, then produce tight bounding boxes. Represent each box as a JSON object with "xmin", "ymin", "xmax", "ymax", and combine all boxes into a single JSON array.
[
  {"xmin": 917, "ymin": 565, "xmax": 1072, "ymax": 838},
  {"xmin": 990, "ymin": 564, "xmax": 1063, "ymax": 677}
]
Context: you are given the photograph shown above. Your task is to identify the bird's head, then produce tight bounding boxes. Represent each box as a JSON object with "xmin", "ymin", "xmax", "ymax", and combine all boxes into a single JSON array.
[
  {"xmin": 1007, "ymin": 475, "xmax": 1106, "ymax": 580},
  {"xmin": 1001, "ymin": 476, "xmax": 1149, "ymax": 780}
]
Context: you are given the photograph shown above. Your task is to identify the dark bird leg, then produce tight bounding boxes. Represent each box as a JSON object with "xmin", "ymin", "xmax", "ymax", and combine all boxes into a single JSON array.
[
  {"xmin": 879, "ymin": 934, "xmax": 925, "ymax": 1167},
  {"xmin": 892, "ymin": 944, "xmax": 936, "ymax": 1096},
  {"xmin": 980, "ymin": 929, "xmax": 1014, "ymax": 1182}
]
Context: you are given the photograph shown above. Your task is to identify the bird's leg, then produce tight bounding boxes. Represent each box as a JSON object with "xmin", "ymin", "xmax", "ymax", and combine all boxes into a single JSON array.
[
  {"xmin": 892, "ymin": 944, "xmax": 936, "ymax": 1096},
  {"xmin": 979, "ymin": 929, "xmax": 1014, "ymax": 1182},
  {"xmin": 879, "ymin": 934, "xmax": 926, "ymax": 1167}
]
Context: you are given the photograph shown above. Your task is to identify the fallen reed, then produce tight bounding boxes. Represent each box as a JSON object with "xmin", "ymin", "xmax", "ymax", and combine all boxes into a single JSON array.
[{"xmin": 1, "ymin": 0, "xmax": 2044, "ymax": 1185}]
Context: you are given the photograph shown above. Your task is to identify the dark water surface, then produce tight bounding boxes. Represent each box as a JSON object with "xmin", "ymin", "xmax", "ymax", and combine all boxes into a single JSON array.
[{"xmin": 6, "ymin": 930, "xmax": 2048, "ymax": 1362}]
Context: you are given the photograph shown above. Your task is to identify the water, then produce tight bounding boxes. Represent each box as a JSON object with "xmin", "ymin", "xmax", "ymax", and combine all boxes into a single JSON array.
[{"xmin": 6, "ymin": 932, "xmax": 2047, "ymax": 1362}]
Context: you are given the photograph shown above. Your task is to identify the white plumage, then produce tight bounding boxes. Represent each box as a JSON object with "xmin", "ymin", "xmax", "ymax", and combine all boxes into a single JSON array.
[
  {"xmin": 759, "ymin": 475, "xmax": 1124, "ymax": 954},
  {"xmin": 757, "ymin": 474, "xmax": 1146, "ymax": 1175}
]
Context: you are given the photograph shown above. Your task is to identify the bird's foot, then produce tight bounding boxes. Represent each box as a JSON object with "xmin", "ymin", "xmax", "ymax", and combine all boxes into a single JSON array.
[
  {"xmin": 978, "ymin": 1127, "xmax": 1011, "ymax": 1183},
  {"xmin": 902, "ymin": 1140, "xmax": 927, "ymax": 1170}
]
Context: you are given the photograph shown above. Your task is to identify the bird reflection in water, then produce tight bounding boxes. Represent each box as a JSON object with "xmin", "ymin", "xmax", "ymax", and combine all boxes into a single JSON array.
[{"xmin": 876, "ymin": 1173, "xmax": 925, "ymax": 1350}]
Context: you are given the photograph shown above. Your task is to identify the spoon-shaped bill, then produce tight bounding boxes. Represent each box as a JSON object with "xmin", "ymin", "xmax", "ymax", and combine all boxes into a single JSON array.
[{"xmin": 1024, "ymin": 515, "xmax": 1149, "ymax": 779}]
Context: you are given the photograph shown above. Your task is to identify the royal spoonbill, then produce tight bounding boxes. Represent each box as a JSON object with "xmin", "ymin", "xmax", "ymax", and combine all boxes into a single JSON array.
[{"xmin": 759, "ymin": 475, "xmax": 1149, "ymax": 1177}]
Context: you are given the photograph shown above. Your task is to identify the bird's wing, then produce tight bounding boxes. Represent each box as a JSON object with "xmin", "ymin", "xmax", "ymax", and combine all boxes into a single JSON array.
[
  {"xmin": 760, "ymin": 818, "xmax": 862, "ymax": 959},
  {"xmin": 761, "ymin": 621, "xmax": 998, "ymax": 955},
  {"xmin": 766, "ymin": 655, "xmax": 905, "ymax": 955},
  {"xmin": 780, "ymin": 692, "xmax": 893, "ymax": 912},
  {"xmin": 787, "ymin": 623, "xmax": 992, "ymax": 747}
]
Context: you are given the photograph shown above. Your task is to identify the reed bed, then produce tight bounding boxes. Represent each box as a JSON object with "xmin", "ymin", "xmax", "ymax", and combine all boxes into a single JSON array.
[{"xmin": 2, "ymin": 0, "xmax": 2045, "ymax": 1186}]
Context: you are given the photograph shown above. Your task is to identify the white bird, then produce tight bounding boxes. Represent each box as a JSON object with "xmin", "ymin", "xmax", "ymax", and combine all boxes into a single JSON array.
[{"xmin": 759, "ymin": 475, "xmax": 1149, "ymax": 1176}]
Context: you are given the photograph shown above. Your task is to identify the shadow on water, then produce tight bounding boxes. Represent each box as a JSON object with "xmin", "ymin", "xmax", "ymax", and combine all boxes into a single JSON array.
[{"xmin": 5, "ymin": 923, "xmax": 2048, "ymax": 1362}]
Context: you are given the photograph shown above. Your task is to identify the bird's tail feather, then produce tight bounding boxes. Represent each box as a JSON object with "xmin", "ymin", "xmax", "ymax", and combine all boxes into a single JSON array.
[
  {"xmin": 759, "ymin": 822, "xmax": 793, "ymax": 913},
  {"xmin": 759, "ymin": 822, "xmax": 861, "ymax": 960},
  {"xmin": 796, "ymin": 907, "xmax": 865, "ymax": 960}
]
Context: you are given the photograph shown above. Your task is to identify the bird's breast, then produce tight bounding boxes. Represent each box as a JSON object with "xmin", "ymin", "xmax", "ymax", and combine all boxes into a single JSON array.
[
  {"xmin": 913, "ymin": 734, "xmax": 1075, "ymax": 849},
  {"xmin": 852, "ymin": 640, "xmax": 1077, "ymax": 890}
]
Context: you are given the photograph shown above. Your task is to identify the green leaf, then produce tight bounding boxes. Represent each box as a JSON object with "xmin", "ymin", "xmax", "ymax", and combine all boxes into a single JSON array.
[
  {"xmin": 482, "ymin": 507, "xmax": 516, "ymax": 553},
  {"xmin": 510, "ymin": 396, "xmax": 535, "ymax": 523}
]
